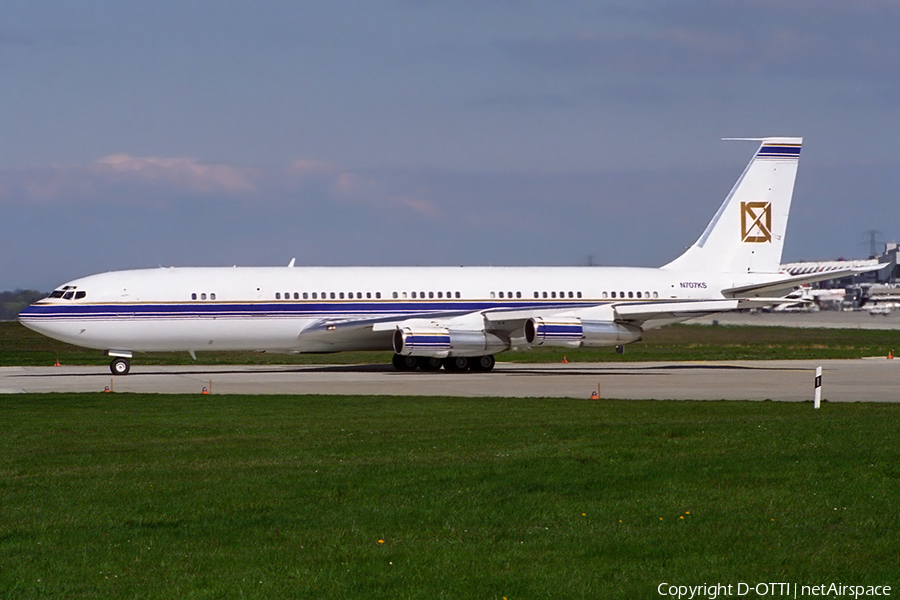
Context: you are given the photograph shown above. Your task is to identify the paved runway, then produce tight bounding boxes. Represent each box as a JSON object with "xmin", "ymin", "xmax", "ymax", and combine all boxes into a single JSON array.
[{"xmin": 2, "ymin": 359, "xmax": 898, "ymax": 402}]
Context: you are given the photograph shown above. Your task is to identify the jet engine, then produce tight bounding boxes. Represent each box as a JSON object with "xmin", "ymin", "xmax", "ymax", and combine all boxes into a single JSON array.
[
  {"xmin": 393, "ymin": 326, "xmax": 508, "ymax": 357},
  {"xmin": 525, "ymin": 317, "xmax": 642, "ymax": 348}
]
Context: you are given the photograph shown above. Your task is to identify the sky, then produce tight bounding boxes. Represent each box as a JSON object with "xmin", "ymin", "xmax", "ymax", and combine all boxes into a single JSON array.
[{"xmin": 2, "ymin": 0, "xmax": 900, "ymax": 291}]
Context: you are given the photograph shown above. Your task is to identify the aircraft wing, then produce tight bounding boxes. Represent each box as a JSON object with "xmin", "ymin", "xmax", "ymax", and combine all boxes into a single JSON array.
[
  {"xmin": 482, "ymin": 298, "xmax": 790, "ymax": 332},
  {"xmin": 297, "ymin": 296, "xmax": 797, "ymax": 351},
  {"xmin": 609, "ymin": 298, "xmax": 791, "ymax": 329},
  {"xmin": 295, "ymin": 308, "xmax": 486, "ymax": 351}
]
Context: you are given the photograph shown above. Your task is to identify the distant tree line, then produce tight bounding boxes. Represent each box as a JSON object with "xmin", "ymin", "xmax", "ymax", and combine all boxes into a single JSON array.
[{"xmin": 1, "ymin": 290, "xmax": 47, "ymax": 321}]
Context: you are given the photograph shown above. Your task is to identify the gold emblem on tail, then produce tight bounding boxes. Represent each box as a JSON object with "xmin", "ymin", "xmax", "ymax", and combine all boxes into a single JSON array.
[{"xmin": 741, "ymin": 201, "xmax": 771, "ymax": 243}]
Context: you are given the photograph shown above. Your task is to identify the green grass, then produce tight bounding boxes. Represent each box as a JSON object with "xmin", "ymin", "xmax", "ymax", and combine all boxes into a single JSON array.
[
  {"xmin": 2, "ymin": 394, "xmax": 899, "ymax": 598},
  {"xmin": 3, "ymin": 320, "xmax": 898, "ymax": 367}
]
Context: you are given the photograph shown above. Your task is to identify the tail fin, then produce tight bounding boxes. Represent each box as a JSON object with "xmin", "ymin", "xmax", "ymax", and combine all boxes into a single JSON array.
[{"xmin": 662, "ymin": 137, "xmax": 802, "ymax": 274}]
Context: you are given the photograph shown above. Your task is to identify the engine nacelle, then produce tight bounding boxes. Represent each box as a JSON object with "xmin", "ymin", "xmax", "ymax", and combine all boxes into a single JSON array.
[
  {"xmin": 525, "ymin": 317, "xmax": 642, "ymax": 348},
  {"xmin": 393, "ymin": 326, "xmax": 508, "ymax": 358},
  {"xmin": 524, "ymin": 316, "xmax": 583, "ymax": 348},
  {"xmin": 581, "ymin": 321, "xmax": 642, "ymax": 347},
  {"xmin": 393, "ymin": 326, "xmax": 450, "ymax": 357}
]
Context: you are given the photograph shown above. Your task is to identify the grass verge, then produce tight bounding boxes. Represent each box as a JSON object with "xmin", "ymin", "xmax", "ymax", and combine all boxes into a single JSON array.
[{"xmin": 2, "ymin": 394, "xmax": 899, "ymax": 598}]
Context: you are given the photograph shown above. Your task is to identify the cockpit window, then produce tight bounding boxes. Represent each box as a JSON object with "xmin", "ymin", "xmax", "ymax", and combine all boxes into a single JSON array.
[
  {"xmin": 62, "ymin": 291, "xmax": 74, "ymax": 300},
  {"xmin": 74, "ymin": 291, "xmax": 86, "ymax": 300},
  {"xmin": 49, "ymin": 291, "xmax": 65, "ymax": 298}
]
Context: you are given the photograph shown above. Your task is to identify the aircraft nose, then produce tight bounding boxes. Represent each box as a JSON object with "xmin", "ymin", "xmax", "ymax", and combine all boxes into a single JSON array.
[
  {"xmin": 18, "ymin": 303, "xmax": 39, "ymax": 322},
  {"xmin": 17, "ymin": 303, "xmax": 55, "ymax": 335}
]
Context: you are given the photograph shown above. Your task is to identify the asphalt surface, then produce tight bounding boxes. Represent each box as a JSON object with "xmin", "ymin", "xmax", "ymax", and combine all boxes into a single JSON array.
[{"xmin": 2, "ymin": 359, "xmax": 898, "ymax": 401}]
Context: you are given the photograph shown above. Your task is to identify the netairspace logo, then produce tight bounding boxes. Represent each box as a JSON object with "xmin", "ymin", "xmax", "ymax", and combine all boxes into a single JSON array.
[{"xmin": 657, "ymin": 582, "xmax": 892, "ymax": 599}]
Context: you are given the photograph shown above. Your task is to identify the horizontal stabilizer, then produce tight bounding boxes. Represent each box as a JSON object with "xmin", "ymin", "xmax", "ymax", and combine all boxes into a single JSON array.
[{"xmin": 723, "ymin": 264, "xmax": 887, "ymax": 298}]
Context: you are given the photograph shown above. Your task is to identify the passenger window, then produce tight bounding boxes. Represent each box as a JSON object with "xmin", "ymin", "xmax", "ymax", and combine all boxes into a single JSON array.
[
  {"xmin": 376, "ymin": 292, "xmax": 381, "ymax": 299},
  {"xmin": 366, "ymin": 292, "xmax": 371, "ymax": 299},
  {"xmin": 211, "ymin": 293, "xmax": 216, "ymax": 300},
  {"xmin": 191, "ymin": 293, "xmax": 197, "ymax": 300},
  {"xmin": 551, "ymin": 292, "xmax": 556, "ymax": 299},
  {"xmin": 302, "ymin": 292, "xmax": 308, "ymax": 299},
  {"xmin": 542, "ymin": 292, "xmax": 548, "ymax": 298},
  {"xmin": 602, "ymin": 292, "xmax": 607, "ymax": 299},
  {"xmin": 611, "ymin": 292, "xmax": 617, "ymax": 298},
  {"xmin": 455, "ymin": 292, "xmax": 460, "ymax": 298},
  {"xmin": 392, "ymin": 292, "xmax": 398, "ymax": 299},
  {"xmin": 402, "ymin": 292, "xmax": 408, "ymax": 299},
  {"xmin": 437, "ymin": 292, "xmax": 443, "ymax": 298},
  {"xmin": 429, "ymin": 292, "xmax": 434, "ymax": 299},
  {"xmin": 201, "ymin": 293, "xmax": 208, "ymax": 300},
  {"xmin": 412, "ymin": 292, "xmax": 417, "ymax": 299},
  {"xmin": 577, "ymin": 292, "xmax": 582, "ymax": 298},
  {"xmin": 628, "ymin": 292, "xmax": 634, "ymax": 298},
  {"xmin": 330, "ymin": 292, "xmax": 336, "ymax": 299},
  {"xmin": 498, "ymin": 292, "xmax": 504, "ymax": 298},
  {"xmin": 637, "ymin": 292, "xmax": 642, "ymax": 298},
  {"xmin": 653, "ymin": 292, "xmax": 659, "ymax": 298},
  {"xmin": 516, "ymin": 292, "xmax": 521, "ymax": 298},
  {"xmin": 568, "ymin": 291, "xmax": 573, "ymax": 298}
]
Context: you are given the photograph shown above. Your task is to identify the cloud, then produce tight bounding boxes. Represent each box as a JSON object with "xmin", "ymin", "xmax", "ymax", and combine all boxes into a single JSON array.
[
  {"xmin": 331, "ymin": 170, "xmax": 442, "ymax": 217},
  {"xmin": 0, "ymin": 154, "xmax": 442, "ymax": 217},
  {"xmin": 93, "ymin": 154, "xmax": 257, "ymax": 194}
]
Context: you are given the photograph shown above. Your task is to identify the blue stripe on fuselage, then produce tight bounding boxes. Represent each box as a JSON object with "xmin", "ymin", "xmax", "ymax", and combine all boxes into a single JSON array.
[{"xmin": 18, "ymin": 300, "xmax": 601, "ymax": 321}]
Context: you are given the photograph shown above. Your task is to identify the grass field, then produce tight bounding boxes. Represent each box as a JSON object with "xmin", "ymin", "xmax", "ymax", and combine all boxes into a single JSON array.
[
  {"xmin": 3, "ymin": 320, "xmax": 899, "ymax": 367},
  {"xmin": 2, "ymin": 394, "xmax": 899, "ymax": 598}
]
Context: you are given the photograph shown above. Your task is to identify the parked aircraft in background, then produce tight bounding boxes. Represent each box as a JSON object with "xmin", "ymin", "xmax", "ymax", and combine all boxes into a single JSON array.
[{"xmin": 19, "ymin": 137, "xmax": 872, "ymax": 375}]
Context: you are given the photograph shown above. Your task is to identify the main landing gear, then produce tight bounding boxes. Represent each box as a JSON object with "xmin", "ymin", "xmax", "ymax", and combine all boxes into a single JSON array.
[
  {"xmin": 110, "ymin": 357, "xmax": 131, "ymax": 376},
  {"xmin": 391, "ymin": 354, "xmax": 495, "ymax": 372}
]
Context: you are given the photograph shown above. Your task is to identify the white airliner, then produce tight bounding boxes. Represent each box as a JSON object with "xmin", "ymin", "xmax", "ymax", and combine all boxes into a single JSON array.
[{"xmin": 18, "ymin": 137, "xmax": 869, "ymax": 375}]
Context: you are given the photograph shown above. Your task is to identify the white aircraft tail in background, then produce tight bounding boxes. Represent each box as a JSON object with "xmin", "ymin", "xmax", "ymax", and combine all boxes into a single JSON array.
[{"xmin": 20, "ymin": 136, "xmax": 875, "ymax": 375}]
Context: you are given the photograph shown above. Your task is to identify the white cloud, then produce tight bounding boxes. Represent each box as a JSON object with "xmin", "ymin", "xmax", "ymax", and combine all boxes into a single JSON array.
[
  {"xmin": 93, "ymin": 154, "xmax": 257, "ymax": 194},
  {"xmin": 0, "ymin": 155, "xmax": 444, "ymax": 218}
]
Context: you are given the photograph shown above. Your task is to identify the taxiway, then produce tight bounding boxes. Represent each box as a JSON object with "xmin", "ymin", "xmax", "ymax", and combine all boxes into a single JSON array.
[{"xmin": 2, "ymin": 359, "xmax": 898, "ymax": 402}]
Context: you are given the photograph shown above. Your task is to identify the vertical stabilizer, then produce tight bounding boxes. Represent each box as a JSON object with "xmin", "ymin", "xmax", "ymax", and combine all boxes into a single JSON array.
[{"xmin": 662, "ymin": 137, "xmax": 802, "ymax": 274}]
